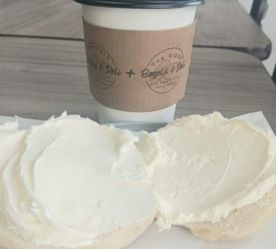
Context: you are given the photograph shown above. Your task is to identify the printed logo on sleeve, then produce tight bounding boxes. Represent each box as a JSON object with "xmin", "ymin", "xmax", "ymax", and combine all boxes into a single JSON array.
[
  {"xmin": 141, "ymin": 48, "xmax": 186, "ymax": 94},
  {"xmin": 87, "ymin": 44, "xmax": 186, "ymax": 94},
  {"xmin": 87, "ymin": 43, "xmax": 119, "ymax": 89}
]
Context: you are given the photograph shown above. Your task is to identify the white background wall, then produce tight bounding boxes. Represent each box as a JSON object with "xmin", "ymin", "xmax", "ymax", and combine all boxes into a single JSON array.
[{"xmin": 239, "ymin": 0, "xmax": 275, "ymax": 76}]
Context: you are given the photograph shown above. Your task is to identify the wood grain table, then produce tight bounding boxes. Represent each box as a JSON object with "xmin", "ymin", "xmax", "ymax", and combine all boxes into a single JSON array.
[
  {"xmin": 196, "ymin": 0, "xmax": 271, "ymax": 60},
  {"xmin": 0, "ymin": 36, "xmax": 275, "ymax": 130},
  {"xmin": 0, "ymin": 0, "xmax": 271, "ymax": 60}
]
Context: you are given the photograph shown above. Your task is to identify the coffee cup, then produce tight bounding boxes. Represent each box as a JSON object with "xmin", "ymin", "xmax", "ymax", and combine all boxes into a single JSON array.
[{"xmin": 74, "ymin": 0, "xmax": 204, "ymax": 123}]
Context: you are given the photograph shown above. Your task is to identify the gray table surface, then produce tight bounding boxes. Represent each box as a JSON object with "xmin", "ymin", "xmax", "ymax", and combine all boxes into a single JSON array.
[
  {"xmin": 196, "ymin": 0, "xmax": 271, "ymax": 60},
  {"xmin": 0, "ymin": 0, "xmax": 271, "ymax": 59},
  {"xmin": 0, "ymin": 36, "xmax": 275, "ymax": 130}
]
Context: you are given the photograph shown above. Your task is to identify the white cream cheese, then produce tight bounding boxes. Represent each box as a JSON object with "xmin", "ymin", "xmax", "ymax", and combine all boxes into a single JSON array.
[
  {"xmin": 1, "ymin": 115, "xmax": 156, "ymax": 248},
  {"xmin": 0, "ymin": 123, "xmax": 25, "ymax": 231},
  {"xmin": 138, "ymin": 112, "xmax": 276, "ymax": 229},
  {"xmin": 0, "ymin": 121, "xmax": 18, "ymax": 141}
]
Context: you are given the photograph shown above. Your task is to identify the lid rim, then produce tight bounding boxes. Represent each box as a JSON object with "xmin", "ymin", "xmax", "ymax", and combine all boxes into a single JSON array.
[{"xmin": 73, "ymin": 0, "xmax": 204, "ymax": 9}]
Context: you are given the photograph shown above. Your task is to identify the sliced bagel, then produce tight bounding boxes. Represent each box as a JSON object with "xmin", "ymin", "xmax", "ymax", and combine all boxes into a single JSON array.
[
  {"xmin": 0, "ymin": 115, "xmax": 156, "ymax": 249},
  {"xmin": 138, "ymin": 112, "xmax": 276, "ymax": 240},
  {"xmin": 186, "ymin": 183, "xmax": 276, "ymax": 241}
]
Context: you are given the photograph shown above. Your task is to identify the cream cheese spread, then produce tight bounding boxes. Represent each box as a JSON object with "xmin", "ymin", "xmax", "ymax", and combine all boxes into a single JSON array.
[
  {"xmin": 0, "ymin": 121, "xmax": 18, "ymax": 141},
  {"xmin": 138, "ymin": 112, "xmax": 276, "ymax": 229},
  {"xmin": 0, "ymin": 115, "xmax": 156, "ymax": 248},
  {"xmin": 0, "ymin": 123, "xmax": 25, "ymax": 232}
]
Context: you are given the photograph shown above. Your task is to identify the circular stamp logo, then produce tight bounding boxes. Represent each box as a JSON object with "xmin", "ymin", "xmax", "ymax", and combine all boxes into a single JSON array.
[
  {"xmin": 141, "ymin": 48, "xmax": 186, "ymax": 94},
  {"xmin": 87, "ymin": 43, "xmax": 119, "ymax": 89}
]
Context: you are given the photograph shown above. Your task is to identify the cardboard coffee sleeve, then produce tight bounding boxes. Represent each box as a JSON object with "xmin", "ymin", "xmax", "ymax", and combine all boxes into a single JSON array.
[{"xmin": 83, "ymin": 19, "xmax": 195, "ymax": 112}]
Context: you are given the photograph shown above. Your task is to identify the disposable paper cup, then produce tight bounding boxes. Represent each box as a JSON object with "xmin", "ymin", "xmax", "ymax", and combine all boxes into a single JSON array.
[{"xmin": 74, "ymin": 0, "xmax": 204, "ymax": 123}]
